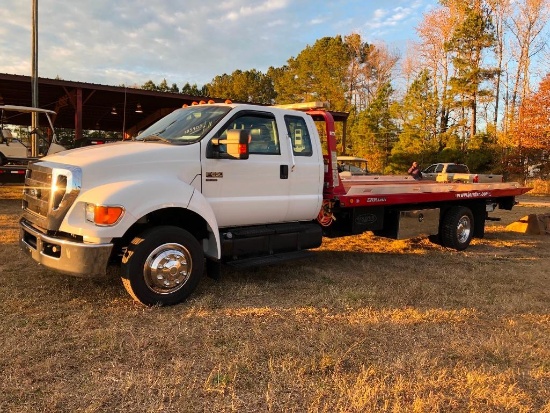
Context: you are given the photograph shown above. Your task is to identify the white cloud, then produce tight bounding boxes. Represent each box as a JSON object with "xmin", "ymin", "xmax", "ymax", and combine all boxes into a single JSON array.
[
  {"xmin": 364, "ymin": 3, "xmax": 423, "ymax": 34},
  {"xmin": 0, "ymin": 0, "xmax": 436, "ymax": 87}
]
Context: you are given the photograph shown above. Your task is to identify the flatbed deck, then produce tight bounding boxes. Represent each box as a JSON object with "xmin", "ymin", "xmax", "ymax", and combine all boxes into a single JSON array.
[{"xmin": 336, "ymin": 178, "xmax": 530, "ymax": 207}]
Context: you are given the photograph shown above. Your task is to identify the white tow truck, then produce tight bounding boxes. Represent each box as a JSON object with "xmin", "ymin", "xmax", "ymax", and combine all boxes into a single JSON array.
[{"xmin": 19, "ymin": 102, "xmax": 530, "ymax": 306}]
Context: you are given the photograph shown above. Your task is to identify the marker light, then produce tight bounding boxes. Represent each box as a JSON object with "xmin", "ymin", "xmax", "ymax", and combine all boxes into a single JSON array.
[{"xmin": 238, "ymin": 143, "xmax": 248, "ymax": 155}]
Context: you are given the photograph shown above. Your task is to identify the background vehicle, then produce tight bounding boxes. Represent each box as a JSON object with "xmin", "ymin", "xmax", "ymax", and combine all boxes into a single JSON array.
[
  {"xmin": 421, "ymin": 163, "xmax": 503, "ymax": 183},
  {"xmin": 337, "ymin": 156, "xmax": 369, "ymax": 176},
  {"xmin": 19, "ymin": 102, "xmax": 529, "ymax": 306},
  {"xmin": 0, "ymin": 105, "xmax": 65, "ymax": 184}
]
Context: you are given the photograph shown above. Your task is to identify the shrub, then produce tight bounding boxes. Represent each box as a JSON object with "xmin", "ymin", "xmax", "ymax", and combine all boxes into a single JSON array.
[{"xmin": 526, "ymin": 179, "xmax": 550, "ymax": 195}]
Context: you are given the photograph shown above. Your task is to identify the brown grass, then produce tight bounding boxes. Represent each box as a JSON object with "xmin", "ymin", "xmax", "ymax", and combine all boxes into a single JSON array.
[{"xmin": 1, "ymin": 186, "xmax": 549, "ymax": 412}]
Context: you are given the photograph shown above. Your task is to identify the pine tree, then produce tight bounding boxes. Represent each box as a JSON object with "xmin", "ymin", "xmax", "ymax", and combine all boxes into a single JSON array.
[
  {"xmin": 205, "ymin": 69, "xmax": 275, "ymax": 104},
  {"xmin": 392, "ymin": 70, "xmax": 440, "ymax": 166},
  {"xmin": 271, "ymin": 36, "xmax": 351, "ymax": 110},
  {"xmin": 445, "ymin": 1, "xmax": 498, "ymax": 143}
]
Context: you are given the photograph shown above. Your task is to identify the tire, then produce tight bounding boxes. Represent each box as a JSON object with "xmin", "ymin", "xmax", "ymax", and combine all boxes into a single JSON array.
[
  {"xmin": 121, "ymin": 226, "xmax": 204, "ymax": 306},
  {"xmin": 440, "ymin": 206, "xmax": 474, "ymax": 251}
]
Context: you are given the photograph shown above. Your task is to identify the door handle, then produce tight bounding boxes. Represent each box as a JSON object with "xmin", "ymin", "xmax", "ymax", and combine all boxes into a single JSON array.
[{"xmin": 280, "ymin": 165, "xmax": 288, "ymax": 179}]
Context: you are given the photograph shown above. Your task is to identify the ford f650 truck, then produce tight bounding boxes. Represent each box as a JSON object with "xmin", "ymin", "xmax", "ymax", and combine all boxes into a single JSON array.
[{"xmin": 19, "ymin": 102, "xmax": 530, "ymax": 306}]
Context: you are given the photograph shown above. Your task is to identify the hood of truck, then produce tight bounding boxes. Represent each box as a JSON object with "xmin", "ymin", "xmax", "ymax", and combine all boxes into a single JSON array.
[{"xmin": 40, "ymin": 141, "xmax": 202, "ymax": 187}]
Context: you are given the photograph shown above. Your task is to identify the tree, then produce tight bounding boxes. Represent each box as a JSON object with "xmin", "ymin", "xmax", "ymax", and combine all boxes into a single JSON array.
[
  {"xmin": 392, "ymin": 70, "xmax": 440, "ymax": 165},
  {"xmin": 349, "ymin": 82, "xmax": 399, "ymax": 172},
  {"xmin": 346, "ymin": 36, "xmax": 399, "ymax": 112},
  {"xmin": 415, "ymin": 6, "xmax": 456, "ymax": 136},
  {"xmin": 512, "ymin": 73, "xmax": 550, "ymax": 149},
  {"xmin": 507, "ymin": 0, "xmax": 550, "ymax": 118},
  {"xmin": 206, "ymin": 69, "xmax": 275, "ymax": 104},
  {"xmin": 141, "ymin": 80, "xmax": 157, "ymax": 91},
  {"xmin": 141, "ymin": 79, "xmax": 179, "ymax": 93},
  {"xmin": 486, "ymin": 0, "xmax": 511, "ymax": 127},
  {"xmin": 180, "ymin": 82, "xmax": 208, "ymax": 96},
  {"xmin": 445, "ymin": 0, "xmax": 498, "ymax": 142},
  {"xmin": 157, "ymin": 79, "xmax": 170, "ymax": 92},
  {"xmin": 272, "ymin": 36, "xmax": 351, "ymax": 110},
  {"xmin": 508, "ymin": 73, "xmax": 550, "ymax": 179}
]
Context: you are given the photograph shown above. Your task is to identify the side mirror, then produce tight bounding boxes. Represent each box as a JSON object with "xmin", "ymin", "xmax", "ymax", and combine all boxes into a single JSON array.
[{"xmin": 208, "ymin": 129, "xmax": 249, "ymax": 160}]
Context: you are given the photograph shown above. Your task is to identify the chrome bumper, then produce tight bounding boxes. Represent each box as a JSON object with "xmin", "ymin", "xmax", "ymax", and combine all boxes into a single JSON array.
[{"xmin": 20, "ymin": 220, "xmax": 113, "ymax": 277}]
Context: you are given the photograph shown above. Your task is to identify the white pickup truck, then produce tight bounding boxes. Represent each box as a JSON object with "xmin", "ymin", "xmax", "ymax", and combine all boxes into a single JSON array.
[
  {"xmin": 19, "ymin": 102, "xmax": 529, "ymax": 306},
  {"xmin": 421, "ymin": 163, "xmax": 503, "ymax": 184}
]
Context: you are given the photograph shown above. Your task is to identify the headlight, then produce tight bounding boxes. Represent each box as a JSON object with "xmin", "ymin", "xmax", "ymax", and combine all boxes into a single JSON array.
[
  {"xmin": 85, "ymin": 203, "xmax": 125, "ymax": 226},
  {"xmin": 51, "ymin": 174, "xmax": 68, "ymax": 210}
]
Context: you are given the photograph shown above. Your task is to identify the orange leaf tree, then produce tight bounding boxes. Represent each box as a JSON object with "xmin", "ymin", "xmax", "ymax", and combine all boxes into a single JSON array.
[
  {"xmin": 509, "ymin": 73, "xmax": 550, "ymax": 178},
  {"xmin": 514, "ymin": 73, "xmax": 550, "ymax": 150}
]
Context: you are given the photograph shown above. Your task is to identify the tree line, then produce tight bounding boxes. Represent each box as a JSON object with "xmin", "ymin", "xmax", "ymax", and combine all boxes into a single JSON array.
[{"xmin": 141, "ymin": 0, "xmax": 549, "ymax": 179}]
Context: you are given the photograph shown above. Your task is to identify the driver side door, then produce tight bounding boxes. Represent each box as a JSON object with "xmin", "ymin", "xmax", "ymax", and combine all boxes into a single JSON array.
[{"xmin": 201, "ymin": 110, "xmax": 290, "ymax": 228}]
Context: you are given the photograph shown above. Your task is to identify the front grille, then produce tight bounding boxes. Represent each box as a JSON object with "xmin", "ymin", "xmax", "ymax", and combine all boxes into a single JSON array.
[
  {"xmin": 21, "ymin": 161, "xmax": 82, "ymax": 231},
  {"xmin": 23, "ymin": 164, "xmax": 53, "ymax": 219}
]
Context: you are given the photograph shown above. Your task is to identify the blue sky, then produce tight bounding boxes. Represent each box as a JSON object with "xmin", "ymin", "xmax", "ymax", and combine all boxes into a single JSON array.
[{"xmin": 1, "ymin": 0, "xmax": 438, "ymax": 88}]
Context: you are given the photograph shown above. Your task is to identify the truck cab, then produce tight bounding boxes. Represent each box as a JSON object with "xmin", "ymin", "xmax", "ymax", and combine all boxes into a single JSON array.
[{"xmin": 19, "ymin": 103, "xmax": 327, "ymax": 306}]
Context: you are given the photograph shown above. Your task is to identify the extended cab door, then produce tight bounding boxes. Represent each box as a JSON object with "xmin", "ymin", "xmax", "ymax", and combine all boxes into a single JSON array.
[
  {"xmin": 280, "ymin": 113, "xmax": 323, "ymax": 221},
  {"xmin": 201, "ymin": 110, "xmax": 290, "ymax": 227}
]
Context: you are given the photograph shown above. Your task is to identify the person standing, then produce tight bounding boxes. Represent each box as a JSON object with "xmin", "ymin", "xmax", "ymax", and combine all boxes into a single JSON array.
[{"xmin": 408, "ymin": 161, "xmax": 422, "ymax": 180}]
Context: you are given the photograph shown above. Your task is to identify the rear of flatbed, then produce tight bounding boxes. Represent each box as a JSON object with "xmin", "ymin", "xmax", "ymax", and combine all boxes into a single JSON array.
[
  {"xmin": 301, "ymin": 105, "xmax": 531, "ymax": 250},
  {"xmin": 320, "ymin": 177, "xmax": 530, "ymax": 250}
]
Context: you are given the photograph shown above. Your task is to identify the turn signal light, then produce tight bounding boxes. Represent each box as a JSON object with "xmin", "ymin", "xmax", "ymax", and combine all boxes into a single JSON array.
[{"xmin": 85, "ymin": 203, "xmax": 124, "ymax": 226}]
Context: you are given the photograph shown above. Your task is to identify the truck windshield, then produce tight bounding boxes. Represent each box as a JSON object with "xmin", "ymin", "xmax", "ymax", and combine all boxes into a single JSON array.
[{"xmin": 135, "ymin": 105, "xmax": 231, "ymax": 144}]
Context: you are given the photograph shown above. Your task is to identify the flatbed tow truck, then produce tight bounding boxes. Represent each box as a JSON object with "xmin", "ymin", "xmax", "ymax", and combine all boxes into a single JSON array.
[{"xmin": 19, "ymin": 101, "xmax": 530, "ymax": 305}]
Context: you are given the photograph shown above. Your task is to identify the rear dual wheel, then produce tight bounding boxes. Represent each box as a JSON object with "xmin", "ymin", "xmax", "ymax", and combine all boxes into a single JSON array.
[
  {"xmin": 440, "ymin": 206, "xmax": 474, "ymax": 251},
  {"xmin": 121, "ymin": 226, "xmax": 204, "ymax": 306}
]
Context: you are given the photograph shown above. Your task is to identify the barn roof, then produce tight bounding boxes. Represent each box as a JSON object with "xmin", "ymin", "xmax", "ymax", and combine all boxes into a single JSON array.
[{"xmin": 0, "ymin": 72, "xmax": 219, "ymax": 138}]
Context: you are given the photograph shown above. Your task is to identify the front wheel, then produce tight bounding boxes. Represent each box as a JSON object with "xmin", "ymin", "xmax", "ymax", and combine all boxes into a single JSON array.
[
  {"xmin": 121, "ymin": 226, "xmax": 204, "ymax": 306},
  {"xmin": 440, "ymin": 206, "xmax": 474, "ymax": 251}
]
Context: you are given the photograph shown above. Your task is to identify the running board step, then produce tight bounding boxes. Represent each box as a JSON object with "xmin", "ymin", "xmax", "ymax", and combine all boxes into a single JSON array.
[{"xmin": 226, "ymin": 250, "xmax": 314, "ymax": 269}]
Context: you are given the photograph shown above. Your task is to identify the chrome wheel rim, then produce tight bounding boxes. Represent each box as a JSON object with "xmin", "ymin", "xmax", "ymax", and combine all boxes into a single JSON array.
[
  {"xmin": 457, "ymin": 215, "xmax": 472, "ymax": 244},
  {"xmin": 144, "ymin": 243, "xmax": 192, "ymax": 295}
]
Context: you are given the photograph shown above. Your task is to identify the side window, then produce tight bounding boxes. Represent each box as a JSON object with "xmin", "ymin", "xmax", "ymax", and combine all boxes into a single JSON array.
[
  {"xmin": 435, "ymin": 164, "xmax": 444, "ymax": 173},
  {"xmin": 284, "ymin": 115, "xmax": 313, "ymax": 157},
  {"xmin": 216, "ymin": 113, "xmax": 280, "ymax": 155}
]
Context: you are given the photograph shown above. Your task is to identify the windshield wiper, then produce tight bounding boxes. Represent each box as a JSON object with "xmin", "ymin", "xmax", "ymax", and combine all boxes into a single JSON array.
[{"xmin": 141, "ymin": 135, "xmax": 172, "ymax": 144}]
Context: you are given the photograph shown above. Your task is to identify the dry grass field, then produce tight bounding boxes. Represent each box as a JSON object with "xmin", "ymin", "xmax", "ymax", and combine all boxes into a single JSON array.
[{"xmin": 1, "ymin": 185, "xmax": 549, "ymax": 412}]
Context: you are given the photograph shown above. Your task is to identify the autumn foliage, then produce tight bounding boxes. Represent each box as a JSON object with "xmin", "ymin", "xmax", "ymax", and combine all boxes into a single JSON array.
[{"xmin": 512, "ymin": 73, "xmax": 550, "ymax": 150}]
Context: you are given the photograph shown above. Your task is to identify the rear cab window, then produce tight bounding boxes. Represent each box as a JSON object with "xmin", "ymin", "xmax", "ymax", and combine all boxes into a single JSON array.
[{"xmin": 284, "ymin": 115, "xmax": 313, "ymax": 157}]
